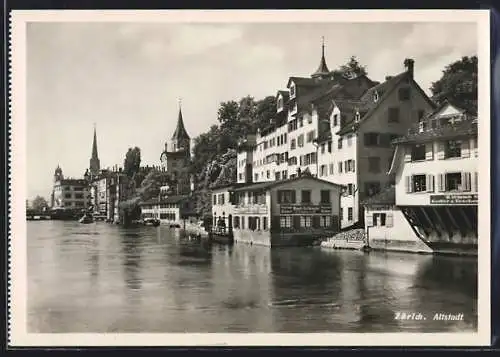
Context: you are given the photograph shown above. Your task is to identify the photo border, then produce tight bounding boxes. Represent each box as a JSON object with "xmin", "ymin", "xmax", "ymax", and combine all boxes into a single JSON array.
[{"xmin": 7, "ymin": 9, "xmax": 492, "ymax": 347}]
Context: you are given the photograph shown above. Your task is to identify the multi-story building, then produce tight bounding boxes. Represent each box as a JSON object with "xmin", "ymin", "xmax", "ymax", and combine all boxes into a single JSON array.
[
  {"xmin": 237, "ymin": 42, "xmax": 435, "ymax": 229},
  {"xmin": 160, "ymin": 105, "xmax": 192, "ymax": 195},
  {"xmin": 50, "ymin": 165, "xmax": 91, "ymax": 210},
  {"xmin": 361, "ymin": 100, "xmax": 478, "ymax": 254}
]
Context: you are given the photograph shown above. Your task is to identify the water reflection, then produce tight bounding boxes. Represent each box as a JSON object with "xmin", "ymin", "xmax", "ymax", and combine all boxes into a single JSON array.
[{"xmin": 27, "ymin": 221, "xmax": 477, "ymax": 333}]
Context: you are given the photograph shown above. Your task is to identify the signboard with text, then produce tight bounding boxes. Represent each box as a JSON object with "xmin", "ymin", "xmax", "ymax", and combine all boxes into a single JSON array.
[
  {"xmin": 279, "ymin": 204, "xmax": 332, "ymax": 215},
  {"xmin": 233, "ymin": 205, "xmax": 268, "ymax": 215},
  {"xmin": 429, "ymin": 194, "xmax": 478, "ymax": 205}
]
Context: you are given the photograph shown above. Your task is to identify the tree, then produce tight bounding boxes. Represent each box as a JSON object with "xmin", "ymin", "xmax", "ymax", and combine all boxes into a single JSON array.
[
  {"xmin": 31, "ymin": 195, "xmax": 49, "ymax": 211},
  {"xmin": 331, "ymin": 56, "xmax": 367, "ymax": 79},
  {"xmin": 430, "ymin": 55, "xmax": 478, "ymax": 112},
  {"xmin": 123, "ymin": 147, "xmax": 141, "ymax": 178}
]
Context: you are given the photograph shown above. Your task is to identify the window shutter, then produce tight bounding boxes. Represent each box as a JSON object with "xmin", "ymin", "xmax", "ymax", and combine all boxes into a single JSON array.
[
  {"xmin": 475, "ymin": 172, "xmax": 478, "ymax": 192},
  {"xmin": 425, "ymin": 143, "xmax": 434, "ymax": 160},
  {"xmin": 291, "ymin": 190, "xmax": 296, "ymax": 203},
  {"xmin": 463, "ymin": 172, "xmax": 471, "ymax": 191},
  {"xmin": 386, "ymin": 213, "xmax": 394, "ymax": 227},
  {"xmin": 409, "ymin": 175, "xmax": 414, "ymax": 193},
  {"xmin": 438, "ymin": 174, "xmax": 445, "ymax": 192},
  {"xmin": 461, "ymin": 139, "xmax": 470, "ymax": 158},
  {"xmin": 425, "ymin": 175, "xmax": 431, "ymax": 192},
  {"xmin": 437, "ymin": 142, "xmax": 445, "ymax": 160},
  {"xmin": 366, "ymin": 214, "xmax": 373, "ymax": 227},
  {"xmin": 430, "ymin": 175, "xmax": 435, "ymax": 192},
  {"xmin": 460, "ymin": 172, "xmax": 467, "ymax": 191},
  {"xmin": 404, "ymin": 146, "xmax": 412, "ymax": 162},
  {"xmin": 405, "ymin": 176, "xmax": 411, "ymax": 193},
  {"xmin": 352, "ymin": 160, "xmax": 356, "ymax": 172}
]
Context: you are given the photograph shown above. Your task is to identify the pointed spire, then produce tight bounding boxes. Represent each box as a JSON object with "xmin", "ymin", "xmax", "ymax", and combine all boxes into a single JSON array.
[
  {"xmin": 312, "ymin": 36, "xmax": 330, "ymax": 79},
  {"xmin": 171, "ymin": 99, "xmax": 190, "ymax": 142},
  {"xmin": 89, "ymin": 124, "xmax": 100, "ymax": 176}
]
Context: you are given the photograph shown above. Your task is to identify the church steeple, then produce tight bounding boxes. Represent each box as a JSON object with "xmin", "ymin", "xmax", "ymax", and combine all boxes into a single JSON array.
[
  {"xmin": 311, "ymin": 37, "xmax": 330, "ymax": 80},
  {"xmin": 171, "ymin": 99, "xmax": 190, "ymax": 153},
  {"xmin": 89, "ymin": 124, "xmax": 100, "ymax": 176}
]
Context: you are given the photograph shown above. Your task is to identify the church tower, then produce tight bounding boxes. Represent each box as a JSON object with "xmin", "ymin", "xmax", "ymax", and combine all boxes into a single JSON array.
[
  {"xmin": 311, "ymin": 37, "xmax": 331, "ymax": 81},
  {"xmin": 170, "ymin": 102, "xmax": 191, "ymax": 156},
  {"xmin": 89, "ymin": 124, "xmax": 100, "ymax": 177}
]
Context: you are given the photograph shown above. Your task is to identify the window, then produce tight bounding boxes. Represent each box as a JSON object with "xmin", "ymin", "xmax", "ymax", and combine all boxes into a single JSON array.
[
  {"xmin": 348, "ymin": 208, "xmax": 353, "ymax": 221},
  {"xmin": 411, "ymin": 144, "xmax": 426, "ymax": 161},
  {"xmin": 347, "ymin": 159, "xmax": 355, "ymax": 172},
  {"xmin": 320, "ymin": 216, "xmax": 331, "ymax": 227},
  {"xmin": 398, "ymin": 87, "xmax": 411, "ymax": 101},
  {"xmin": 234, "ymin": 216, "xmax": 240, "ymax": 229},
  {"xmin": 347, "ymin": 184, "xmax": 354, "ymax": 196},
  {"xmin": 282, "ymin": 170, "xmax": 288, "ymax": 179},
  {"xmin": 75, "ymin": 193, "xmax": 84, "ymax": 199},
  {"xmin": 288, "ymin": 119, "xmax": 298, "ymax": 132},
  {"xmin": 365, "ymin": 181, "xmax": 381, "ymax": 197},
  {"xmin": 275, "ymin": 172, "xmax": 281, "ymax": 181},
  {"xmin": 327, "ymin": 141, "xmax": 332, "ymax": 153},
  {"xmin": 288, "ymin": 156, "xmax": 297, "ymax": 166},
  {"xmin": 445, "ymin": 140, "xmax": 462, "ymax": 159},
  {"xmin": 333, "ymin": 114, "xmax": 339, "ymax": 126},
  {"xmin": 373, "ymin": 90, "xmax": 379, "ymax": 102},
  {"xmin": 254, "ymin": 173, "xmax": 259, "ymax": 182},
  {"xmin": 301, "ymin": 190, "xmax": 311, "ymax": 203},
  {"xmin": 388, "ymin": 107, "xmax": 400, "ymax": 123},
  {"xmin": 329, "ymin": 163, "xmax": 334, "ymax": 175},
  {"xmin": 299, "ymin": 118, "xmax": 304, "ymax": 127},
  {"xmin": 338, "ymin": 138, "xmax": 343, "ymax": 149},
  {"xmin": 266, "ymin": 170, "xmax": 270, "ymax": 179},
  {"xmin": 280, "ymin": 216, "xmax": 292, "ymax": 228},
  {"xmin": 290, "ymin": 84, "xmax": 296, "ymax": 97},
  {"xmin": 64, "ymin": 193, "xmax": 72, "ymax": 199},
  {"xmin": 413, "ymin": 174, "xmax": 427, "ymax": 192},
  {"xmin": 321, "ymin": 143, "xmax": 326, "ymax": 154},
  {"xmin": 278, "ymin": 190, "xmax": 296, "ymax": 204},
  {"xmin": 283, "ymin": 133, "xmax": 287, "ymax": 144},
  {"xmin": 368, "ymin": 157, "xmax": 381, "ymax": 173},
  {"xmin": 218, "ymin": 194, "xmax": 225, "ymax": 205},
  {"xmin": 347, "ymin": 134, "xmax": 353, "ymax": 146},
  {"xmin": 300, "ymin": 216, "xmax": 312, "ymax": 227},
  {"xmin": 320, "ymin": 164, "xmax": 327, "ymax": 177},
  {"xmin": 338, "ymin": 162, "xmax": 343, "ymax": 173},
  {"xmin": 320, "ymin": 190, "xmax": 330, "ymax": 204},
  {"xmin": 290, "ymin": 139, "xmax": 296, "ymax": 150},
  {"xmin": 373, "ymin": 213, "xmax": 387, "ymax": 226},
  {"xmin": 364, "ymin": 132, "xmax": 379, "ymax": 146},
  {"xmin": 277, "ymin": 97, "xmax": 284, "ymax": 111},
  {"xmin": 306, "ymin": 130, "xmax": 315, "ymax": 143},
  {"xmin": 298, "ymin": 134, "xmax": 304, "ymax": 147},
  {"xmin": 445, "ymin": 172, "xmax": 462, "ymax": 191},
  {"xmin": 308, "ymin": 115, "xmax": 313, "ymax": 124},
  {"xmin": 340, "ymin": 208, "xmax": 343, "ymax": 220}
]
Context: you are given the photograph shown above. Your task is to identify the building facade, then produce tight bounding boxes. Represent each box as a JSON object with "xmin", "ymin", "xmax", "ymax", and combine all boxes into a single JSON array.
[
  {"xmin": 370, "ymin": 101, "xmax": 479, "ymax": 254},
  {"xmin": 160, "ymin": 105, "xmax": 192, "ymax": 195},
  {"xmin": 211, "ymin": 174, "xmax": 344, "ymax": 247},
  {"xmin": 50, "ymin": 166, "xmax": 91, "ymax": 210},
  {"xmin": 237, "ymin": 44, "xmax": 435, "ymax": 229}
]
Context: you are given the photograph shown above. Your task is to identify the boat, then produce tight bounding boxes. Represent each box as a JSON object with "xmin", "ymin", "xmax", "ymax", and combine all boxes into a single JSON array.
[
  {"xmin": 78, "ymin": 214, "xmax": 94, "ymax": 224},
  {"xmin": 143, "ymin": 218, "xmax": 161, "ymax": 227}
]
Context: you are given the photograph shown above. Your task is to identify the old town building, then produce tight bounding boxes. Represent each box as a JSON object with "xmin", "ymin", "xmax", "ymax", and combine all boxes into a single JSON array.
[
  {"xmin": 50, "ymin": 165, "xmax": 91, "ymax": 210},
  {"xmin": 362, "ymin": 101, "xmax": 478, "ymax": 254},
  {"xmin": 237, "ymin": 41, "xmax": 435, "ymax": 229}
]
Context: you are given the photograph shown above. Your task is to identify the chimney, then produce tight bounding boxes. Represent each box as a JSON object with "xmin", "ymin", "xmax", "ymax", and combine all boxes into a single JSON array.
[{"xmin": 404, "ymin": 58, "xmax": 414, "ymax": 78}]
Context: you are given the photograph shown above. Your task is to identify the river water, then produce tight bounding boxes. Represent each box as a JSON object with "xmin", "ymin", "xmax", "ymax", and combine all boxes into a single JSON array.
[{"xmin": 27, "ymin": 221, "xmax": 477, "ymax": 333}]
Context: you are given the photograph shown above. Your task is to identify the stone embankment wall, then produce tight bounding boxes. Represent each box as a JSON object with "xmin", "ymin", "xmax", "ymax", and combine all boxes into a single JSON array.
[{"xmin": 320, "ymin": 229, "xmax": 366, "ymax": 250}]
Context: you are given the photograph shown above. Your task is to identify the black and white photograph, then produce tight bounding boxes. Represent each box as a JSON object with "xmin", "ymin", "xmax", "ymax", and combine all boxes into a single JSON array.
[{"xmin": 8, "ymin": 10, "xmax": 491, "ymax": 346}]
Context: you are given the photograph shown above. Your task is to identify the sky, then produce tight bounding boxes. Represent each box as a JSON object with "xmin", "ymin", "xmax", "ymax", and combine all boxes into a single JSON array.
[{"xmin": 26, "ymin": 21, "xmax": 477, "ymax": 200}]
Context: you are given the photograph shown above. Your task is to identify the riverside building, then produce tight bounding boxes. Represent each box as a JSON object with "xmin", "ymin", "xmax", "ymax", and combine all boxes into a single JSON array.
[
  {"xmin": 236, "ymin": 41, "xmax": 435, "ymax": 229},
  {"xmin": 211, "ymin": 173, "xmax": 344, "ymax": 247},
  {"xmin": 362, "ymin": 101, "xmax": 478, "ymax": 254}
]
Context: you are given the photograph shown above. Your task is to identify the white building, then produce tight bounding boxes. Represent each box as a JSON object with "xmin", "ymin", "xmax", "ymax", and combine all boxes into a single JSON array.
[{"xmin": 363, "ymin": 101, "xmax": 478, "ymax": 254}]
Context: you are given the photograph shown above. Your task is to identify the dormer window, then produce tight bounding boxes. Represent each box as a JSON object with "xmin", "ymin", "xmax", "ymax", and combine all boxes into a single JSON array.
[
  {"xmin": 373, "ymin": 90, "xmax": 379, "ymax": 102},
  {"xmin": 290, "ymin": 83, "xmax": 296, "ymax": 98},
  {"xmin": 355, "ymin": 111, "xmax": 361, "ymax": 122},
  {"xmin": 277, "ymin": 97, "xmax": 284, "ymax": 112}
]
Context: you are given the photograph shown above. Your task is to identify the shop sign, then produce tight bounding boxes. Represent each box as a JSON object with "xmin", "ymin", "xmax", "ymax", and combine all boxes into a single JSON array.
[
  {"xmin": 280, "ymin": 204, "xmax": 332, "ymax": 215},
  {"xmin": 429, "ymin": 194, "xmax": 478, "ymax": 205}
]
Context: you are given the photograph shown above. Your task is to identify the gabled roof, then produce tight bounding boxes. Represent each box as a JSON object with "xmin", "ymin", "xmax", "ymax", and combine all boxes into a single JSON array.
[
  {"xmin": 361, "ymin": 186, "xmax": 396, "ymax": 206},
  {"xmin": 231, "ymin": 174, "xmax": 345, "ymax": 193},
  {"xmin": 171, "ymin": 107, "xmax": 190, "ymax": 141},
  {"xmin": 286, "ymin": 76, "xmax": 319, "ymax": 88},
  {"xmin": 336, "ymin": 71, "xmax": 436, "ymax": 136},
  {"xmin": 277, "ymin": 90, "xmax": 290, "ymax": 102}
]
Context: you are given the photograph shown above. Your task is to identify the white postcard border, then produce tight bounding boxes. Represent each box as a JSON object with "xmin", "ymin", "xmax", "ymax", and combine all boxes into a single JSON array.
[{"xmin": 8, "ymin": 9, "xmax": 491, "ymax": 347}]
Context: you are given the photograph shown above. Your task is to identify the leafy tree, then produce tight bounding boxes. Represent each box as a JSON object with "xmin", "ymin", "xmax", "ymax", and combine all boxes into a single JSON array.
[
  {"xmin": 123, "ymin": 147, "xmax": 141, "ymax": 178},
  {"xmin": 31, "ymin": 195, "xmax": 49, "ymax": 211},
  {"xmin": 331, "ymin": 56, "xmax": 367, "ymax": 79},
  {"xmin": 430, "ymin": 55, "xmax": 478, "ymax": 112}
]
